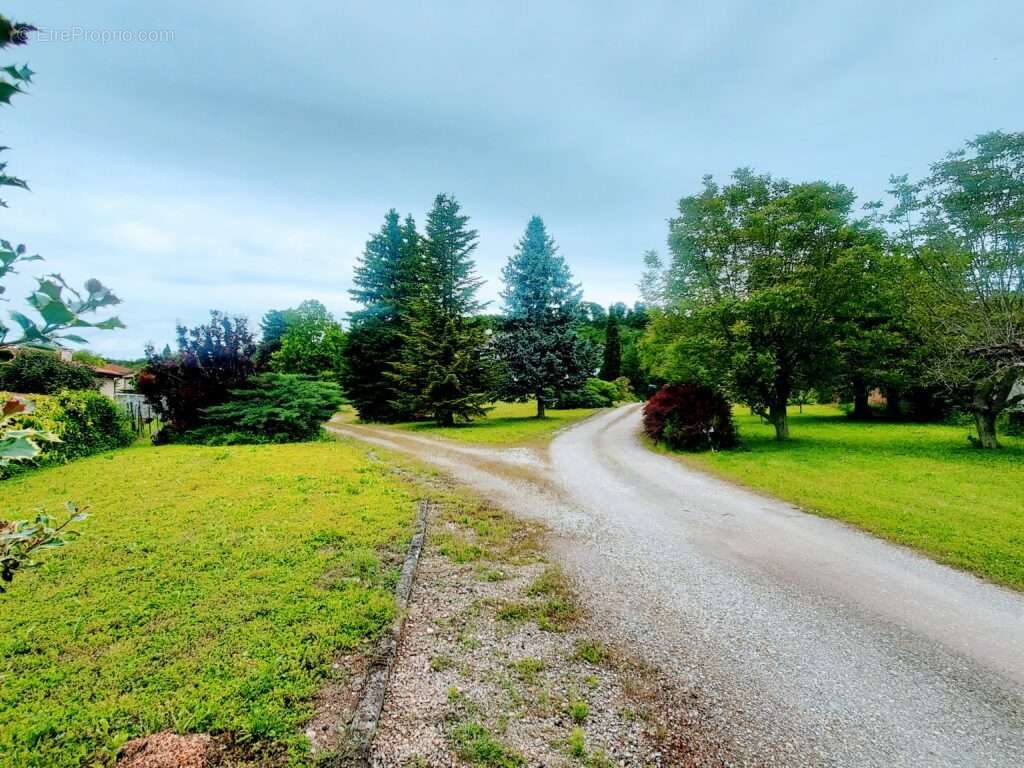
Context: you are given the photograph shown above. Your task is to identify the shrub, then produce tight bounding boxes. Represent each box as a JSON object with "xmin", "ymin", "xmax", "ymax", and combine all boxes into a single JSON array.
[
  {"xmin": 612, "ymin": 376, "xmax": 635, "ymax": 402},
  {"xmin": 189, "ymin": 373, "xmax": 343, "ymax": 444},
  {"xmin": 554, "ymin": 378, "xmax": 620, "ymax": 409},
  {"xmin": 137, "ymin": 311, "xmax": 256, "ymax": 442},
  {"xmin": 643, "ymin": 383, "xmax": 738, "ymax": 452},
  {"xmin": 0, "ymin": 390, "xmax": 133, "ymax": 477},
  {"xmin": 0, "ymin": 350, "xmax": 96, "ymax": 394}
]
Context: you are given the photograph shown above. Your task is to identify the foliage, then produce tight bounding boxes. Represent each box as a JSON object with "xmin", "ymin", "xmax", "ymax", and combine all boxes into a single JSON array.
[
  {"xmin": 599, "ymin": 313, "xmax": 621, "ymax": 380},
  {"xmin": 887, "ymin": 132, "xmax": 1024, "ymax": 447},
  {"xmin": 643, "ymin": 170, "xmax": 884, "ymax": 441},
  {"xmin": 554, "ymin": 377, "xmax": 619, "ymax": 409},
  {"xmin": 1, "ymin": 503, "xmax": 87, "ymax": 593},
  {"xmin": 680, "ymin": 405, "xmax": 1024, "ymax": 588},
  {"xmin": 0, "ymin": 439, "xmax": 420, "ymax": 766},
  {"xmin": 268, "ymin": 300, "xmax": 345, "ymax": 383},
  {"xmin": 643, "ymin": 383, "xmax": 738, "ymax": 451},
  {"xmin": 390, "ymin": 194, "xmax": 495, "ymax": 425},
  {"xmin": 137, "ymin": 311, "xmax": 256, "ymax": 441},
  {"xmin": 494, "ymin": 216, "xmax": 594, "ymax": 417},
  {"xmin": 0, "ymin": 390, "xmax": 134, "ymax": 478},
  {"xmin": 343, "ymin": 210, "xmax": 421, "ymax": 421},
  {"xmin": 611, "ymin": 376, "xmax": 634, "ymax": 401},
  {"xmin": 0, "ymin": 349, "xmax": 96, "ymax": 393},
  {"xmin": 384, "ymin": 400, "xmax": 597, "ymax": 445},
  {"xmin": 70, "ymin": 349, "xmax": 105, "ymax": 367},
  {"xmin": 192, "ymin": 373, "xmax": 343, "ymax": 444}
]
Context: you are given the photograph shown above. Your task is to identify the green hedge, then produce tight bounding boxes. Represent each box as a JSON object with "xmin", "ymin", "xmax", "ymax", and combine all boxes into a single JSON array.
[{"xmin": 1, "ymin": 390, "xmax": 134, "ymax": 479}]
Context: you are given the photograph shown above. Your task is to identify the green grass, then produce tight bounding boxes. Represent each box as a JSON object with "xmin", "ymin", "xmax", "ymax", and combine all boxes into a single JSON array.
[
  {"xmin": 675, "ymin": 405, "xmax": 1024, "ymax": 589},
  {"xmin": 0, "ymin": 440, "xmax": 421, "ymax": 767},
  {"xmin": 385, "ymin": 401, "xmax": 599, "ymax": 445}
]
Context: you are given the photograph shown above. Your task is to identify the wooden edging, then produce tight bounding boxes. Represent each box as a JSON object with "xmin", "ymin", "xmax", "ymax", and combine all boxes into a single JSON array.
[{"xmin": 345, "ymin": 499, "xmax": 430, "ymax": 764}]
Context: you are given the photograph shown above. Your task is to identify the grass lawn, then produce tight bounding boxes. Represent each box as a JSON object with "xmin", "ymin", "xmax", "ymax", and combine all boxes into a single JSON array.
[
  {"xmin": 383, "ymin": 401, "xmax": 599, "ymax": 445},
  {"xmin": 0, "ymin": 439, "xmax": 421, "ymax": 767},
  {"xmin": 676, "ymin": 405, "xmax": 1024, "ymax": 589}
]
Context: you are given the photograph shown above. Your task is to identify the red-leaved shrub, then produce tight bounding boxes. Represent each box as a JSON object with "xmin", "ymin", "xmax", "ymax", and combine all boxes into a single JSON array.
[{"xmin": 643, "ymin": 383, "xmax": 738, "ymax": 451}]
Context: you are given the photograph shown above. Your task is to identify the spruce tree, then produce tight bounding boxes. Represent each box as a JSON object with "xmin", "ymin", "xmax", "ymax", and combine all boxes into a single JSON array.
[
  {"xmin": 494, "ymin": 216, "xmax": 594, "ymax": 417},
  {"xmin": 342, "ymin": 210, "xmax": 421, "ymax": 421},
  {"xmin": 390, "ymin": 194, "xmax": 493, "ymax": 425},
  {"xmin": 600, "ymin": 313, "xmax": 622, "ymax": 380}
]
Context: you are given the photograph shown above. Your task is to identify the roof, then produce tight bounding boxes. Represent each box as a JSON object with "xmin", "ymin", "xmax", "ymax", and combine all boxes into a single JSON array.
[{"xmin": 91, "ymin": 364, "xmax": 136, "ymax": 378}]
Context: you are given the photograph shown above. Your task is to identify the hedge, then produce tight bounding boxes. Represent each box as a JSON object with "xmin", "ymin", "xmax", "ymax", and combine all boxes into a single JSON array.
[{"xmin": 0, "ymin": 390, "xmax": 134, "ymax": 479}]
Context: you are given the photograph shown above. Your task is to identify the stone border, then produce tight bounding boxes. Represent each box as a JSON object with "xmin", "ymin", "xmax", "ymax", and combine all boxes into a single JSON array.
[{"xmin": 346, "ymin": 499, "xmax": 430, "ymax": 764}]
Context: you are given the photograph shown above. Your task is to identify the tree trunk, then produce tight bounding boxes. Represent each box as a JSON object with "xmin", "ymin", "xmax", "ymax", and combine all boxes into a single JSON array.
[
  {"xmin": 769, "ymin": 402, "xmax": 789, "ymax": 441},
  {"xmin": 973, "ymin": 409, "xmax": 1000, "ymax": 449},
  {"xmin": 536, "ymin": 393, "xmax": 546, "ymax": 419},
  {"xmin": 438, "ymin": 410, "xmax": 454, "ymax": 427},
  {"xmin": 851, "ymin": 378, "xmax": 873, "ymax": 420}
]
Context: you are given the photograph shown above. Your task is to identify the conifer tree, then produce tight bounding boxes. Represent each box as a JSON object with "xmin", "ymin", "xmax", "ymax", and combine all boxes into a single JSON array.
[
  {"xmin": 494, "ymin": 216, "xmax": 594, "ymax": 417},
  {"xmin": 600, "ymin": 313, "xmax": 622, "ymax": 380},
  {"xmin": 342, "ymin": 210, "xmax": 421, "ymax": 421},
  {"xmin": 390, "ymin": 194, "xmax": 493, "ymax": 425}
]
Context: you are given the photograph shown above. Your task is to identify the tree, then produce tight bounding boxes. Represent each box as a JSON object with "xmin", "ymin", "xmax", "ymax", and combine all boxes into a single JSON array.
[
  {"xmin": 269, "ymin": 300, "xmax": 345, "ymax": 383},
  {"xmin": 647, "ymin": 170, "xmax": 880, "ymax": 440},
  {"xmin": 342, "ymin": 210, "xmax": 421, "ymax": 421},
  {"xmin": 390, "ymin": 194, "xmax": 493, "ymax": 425},
  {"xmin": 255, "ymin": 307, "xmax": 297, "ymax": 367},
  {"xmin": 888, "ymin": 132, "xmax": 1024, "ymax": 447},
  {"xmin": 494, "ymin": 216, "xmax": 593, "ymax": 417},
  {"xmin": 600, "ymin": 313, "xmax": 621, "ymax": 380},
  {"xmin": 0, "ymin": 348, "xmax": 97, "ymax": 393},
  {"xmin": 137, "ymin": 311, "xmax": 256, "ymax": 440}
]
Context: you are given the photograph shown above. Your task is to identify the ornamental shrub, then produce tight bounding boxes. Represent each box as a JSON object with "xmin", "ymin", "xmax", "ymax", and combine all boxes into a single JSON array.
[
  {"xmin": 553, "ymin": 377, "xmax": 620, "ymax": 409},
  {"xmin": 189, "ymin": 373, "xmax": 344, "ymax": 444},
  {"xmin": 0, "ymin": 389, "xmax": 133, "ymax": 478},
  {"xmin": 0, "ymin": 350, "xmax": 96, "ymax": 394},
  {"xmin": 643, "ymin": 383, "xmax": 738, "ymax": 452}
]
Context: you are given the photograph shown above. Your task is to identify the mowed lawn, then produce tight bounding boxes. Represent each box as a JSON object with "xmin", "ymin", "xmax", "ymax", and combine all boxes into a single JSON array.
[
  {"xmin": 386, "ymin": 401, "xmax": 599, "ymax": 444},
  {"xmin": 0, "ymin": 440, "xmax": 421, "ymax": 767},
  {"xmin": 678, "ymin": 406, "xmax": 1024, "ymax": 589}
]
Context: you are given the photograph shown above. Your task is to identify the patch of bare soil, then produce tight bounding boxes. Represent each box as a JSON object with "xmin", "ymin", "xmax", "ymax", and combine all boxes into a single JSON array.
[
  {"xmin": 370, "ymin": 502, "xmax": 727, "ymax": 767},
  {"xmin": 117, "ymin": 732, "xmax": 225, "ymax": 768}
]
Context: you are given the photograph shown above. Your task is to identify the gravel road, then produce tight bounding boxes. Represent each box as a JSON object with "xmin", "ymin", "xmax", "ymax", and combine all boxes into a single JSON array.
[{"xmin": 330, "ymin": 405, "xmax": 1024, "ymax": 766}]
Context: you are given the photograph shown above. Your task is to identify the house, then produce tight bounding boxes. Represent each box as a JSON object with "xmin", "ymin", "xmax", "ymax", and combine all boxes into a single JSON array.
[{"xmin": 90, "ymin": 363, "xmax": 136, "ymax": 398}]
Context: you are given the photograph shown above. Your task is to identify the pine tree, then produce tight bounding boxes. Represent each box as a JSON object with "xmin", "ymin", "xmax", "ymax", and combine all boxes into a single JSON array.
[
  {"xmin": 600, "ymin": 313, "xmax": 622, "ymax": 380},
  {"xmin": 495, "ymin": 216, "xmax": 594, "ymax": 417},
  {"xmin": 342, "ymin": 210, "xmax": 421, "ymax": 421},
  {"xmin": 390, "ymin": 194, "xmax": 493, "ymax": 425}
]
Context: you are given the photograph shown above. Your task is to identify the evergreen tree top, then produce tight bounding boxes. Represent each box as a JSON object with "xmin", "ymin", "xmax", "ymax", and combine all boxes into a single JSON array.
[
  {"xmin": 501, "ymin": 215, "xmax": 581, "ymax": 319},
  {"xmin": 349, "ymin": 208, "xmax": 420, "ymax": 321},
  {"xmin": 421, "ymin": 193, "xmax": 486, "ymax": 315}
]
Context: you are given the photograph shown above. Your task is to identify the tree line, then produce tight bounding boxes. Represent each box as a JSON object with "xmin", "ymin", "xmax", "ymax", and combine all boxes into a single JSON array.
[{"xmin": 638, "ymin": 132, "xmax": 1024, "ymax": 448}]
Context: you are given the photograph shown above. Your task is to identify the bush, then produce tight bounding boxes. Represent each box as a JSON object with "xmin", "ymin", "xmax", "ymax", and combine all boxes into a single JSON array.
[
  {"xmin": 137, "ymin": 311, "xmax": 257, "ymax": 442},
  {"xmin": 0, "ymin": 350, "xmax": 96, "ymax": 394},
  {"xmin": 189, "ymin": 373, "xmax": 344, "ymax": 444},
  {"xmin": 0, "ymin": 390, "xmax": 134, "ymax": 477},
  {"xmin": 643, "ymin": 383, "xmax": 738, "ymax": 452},
  {"xmin": 612, "ymin": 376, "xmax": 635, "ymax": 402},
  {"xmin": 554, "ymin": 378, "xmax": 620, "ymax": 409}
]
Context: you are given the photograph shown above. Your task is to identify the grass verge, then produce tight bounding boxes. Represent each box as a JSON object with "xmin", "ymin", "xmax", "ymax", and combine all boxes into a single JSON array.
[
  {"xmin": 0, "ymin": 440, "xmax": 421, "ymax": 767},
  {"xmin": 673, "ymin": 405, "xmax": 1024, "ymax": 589},
  {"xmin": 383, "ymin": 401, "xmax": 599, "ymax": 445}
]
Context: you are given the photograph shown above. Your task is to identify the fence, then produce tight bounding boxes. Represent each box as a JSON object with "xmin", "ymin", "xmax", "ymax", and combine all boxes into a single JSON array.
[{"xmin": 116, "ymin": 393, "xmax": 158, "ymax": 437}]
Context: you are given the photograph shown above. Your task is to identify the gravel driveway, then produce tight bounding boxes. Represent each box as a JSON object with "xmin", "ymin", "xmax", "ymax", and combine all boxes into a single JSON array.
[{"xmin": 330, "ymin": 405, "xmax": 1024, "ymax": 767}]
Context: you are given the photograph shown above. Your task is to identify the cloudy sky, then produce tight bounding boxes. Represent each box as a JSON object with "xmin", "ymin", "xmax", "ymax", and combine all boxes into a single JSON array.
[{"xmin": 2, "ymin": 1, "xmax": 1021, "ymax": 358}]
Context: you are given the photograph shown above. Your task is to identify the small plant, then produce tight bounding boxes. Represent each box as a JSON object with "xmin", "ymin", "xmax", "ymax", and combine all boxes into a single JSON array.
[
  {"xmin": 449, "ymin": 720, "xmax": 525, "ymax": 768},
  {"xmin": 1, "ymin": 503, "xmax": 88, "ymax": 593},
  {"xmin": 573, "ymin": 639, "xmax": 611, "ymax": 665},
  {"xmin": 643, "ymin": 382, "xmax": 738, "ymax": 452},
  {"xmin": 511, "ymin": 657, "xmax": 545, "ymax": 683},
  {"xmin": 566, "ymin": 726, "xmax": 587, "ymax": 759},
  {"xmin": 568, "ymin": 697, "xmax": 589, "ymax": 724}
]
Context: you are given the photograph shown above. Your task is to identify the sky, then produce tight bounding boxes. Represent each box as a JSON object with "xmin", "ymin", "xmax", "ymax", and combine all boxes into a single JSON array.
[{"xmin": 1, "ymin": 1, "xmax": 1021, "ymax": 358}]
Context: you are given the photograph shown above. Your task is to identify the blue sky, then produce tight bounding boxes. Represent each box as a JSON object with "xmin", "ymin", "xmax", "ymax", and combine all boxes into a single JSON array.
[{"xmin": 2, "ymin": 1, "xmax": 1021, "ymax": 357}]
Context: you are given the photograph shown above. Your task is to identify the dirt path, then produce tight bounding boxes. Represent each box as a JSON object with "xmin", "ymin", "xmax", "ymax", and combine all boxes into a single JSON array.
[{"xmin": 329, "ymin": 406, "xmax": 1024, "ymax": 767}]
